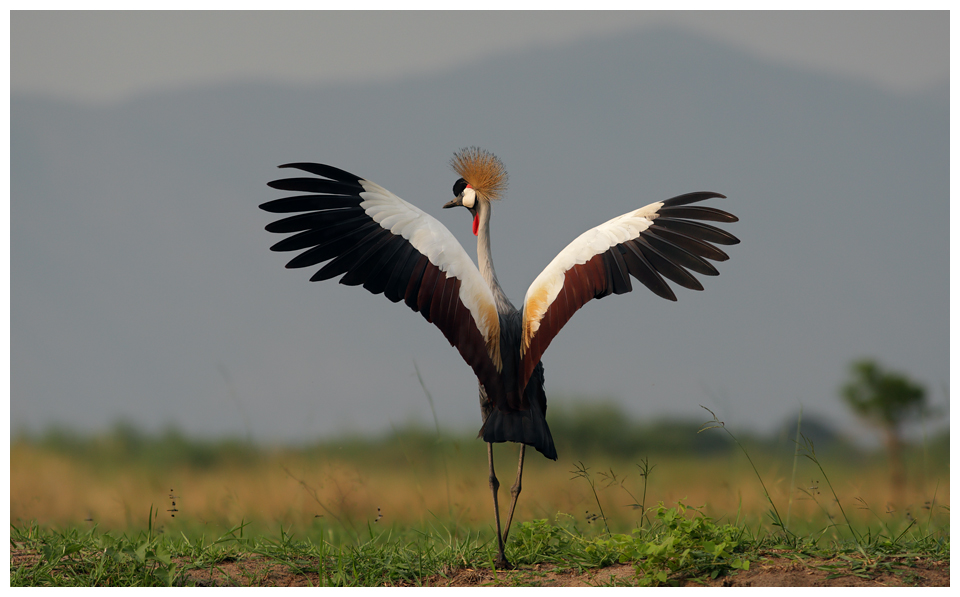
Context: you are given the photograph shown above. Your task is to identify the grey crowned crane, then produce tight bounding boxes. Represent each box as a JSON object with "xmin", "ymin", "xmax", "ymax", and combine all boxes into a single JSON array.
[{"xmin": 260, "ymin": 147, "xmax": 739, "ymax": 568}]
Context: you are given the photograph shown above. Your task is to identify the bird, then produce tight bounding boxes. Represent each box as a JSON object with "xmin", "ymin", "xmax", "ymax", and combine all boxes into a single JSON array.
[{"xmin": 259, "ymin": 147, "xmax": 739, "ymax": 568}]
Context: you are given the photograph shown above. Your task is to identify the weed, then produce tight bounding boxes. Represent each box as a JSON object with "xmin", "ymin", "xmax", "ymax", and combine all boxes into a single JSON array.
[
  {"xmin": 698, "ymin": 406, "xmax": 789, "ymax": 535},
  {"xmin": 796, "ymin": 433, "xmax": 862, "ymax": 545},
  {"xmin": 583, "ymin": 500, "xmax": 750, "ymax": 586},
  {"xmin": 785, "ymin": 406, "xmax": 804, "ymax": 529},
  {"xmin": 570, "ymin": 461, "xmax": 611, "ymax": 535},
  {"xmin": 634, "ymin": 458, "xmax": 656, "ymax": 527},
  {"xmin": 413, "ymin": 359, "xmax": 453, "ymax": 520},
  {"xmin": 593, "ymin": 458, "xmax": 656, "ymax": 528}
]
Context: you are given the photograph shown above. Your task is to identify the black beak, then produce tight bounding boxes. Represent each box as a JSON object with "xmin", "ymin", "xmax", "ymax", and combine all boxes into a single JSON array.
[{"xmin": 442, "ymin": 198, "xmax": 461, "ymax": 209}]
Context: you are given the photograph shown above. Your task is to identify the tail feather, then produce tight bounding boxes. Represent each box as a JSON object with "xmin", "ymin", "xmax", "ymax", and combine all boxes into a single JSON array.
[
  {"xmin": 481, "ymin": 402, "xmax": 557, "ymax": 460},
  {"xmin": 478, "ymin": 359, "xmax": 557, "ymax": 460}
]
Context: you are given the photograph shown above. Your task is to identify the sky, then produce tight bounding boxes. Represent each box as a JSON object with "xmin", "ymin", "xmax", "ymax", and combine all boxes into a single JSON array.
[
  {"xmin": 10, "ymin": 10, "xmax": 949, "ymax": 102},
  {"xmin": 7, "ymin": 10, "xmax": 953, "ymax": 449}
]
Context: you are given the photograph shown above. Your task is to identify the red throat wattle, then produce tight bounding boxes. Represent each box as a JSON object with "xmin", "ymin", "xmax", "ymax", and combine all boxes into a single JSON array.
[{"xmin": 472, "ymin": 213, "xmax": 479, "ymax": 236}]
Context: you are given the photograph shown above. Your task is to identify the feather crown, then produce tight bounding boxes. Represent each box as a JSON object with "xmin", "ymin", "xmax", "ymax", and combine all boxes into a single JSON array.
[{"xmin": 450, "ymin": 147, "xmax": 508, "ymax": 202}]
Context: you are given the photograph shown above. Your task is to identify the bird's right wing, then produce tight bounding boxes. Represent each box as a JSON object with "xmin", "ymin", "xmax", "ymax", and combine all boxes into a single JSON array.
[
  {"xmin": 260, "ymin": 163, "xmax": 503, "ymax": 398},
  {"xmin": 518, "ymin": 192, "xmax": 739, "ymax": 392}
]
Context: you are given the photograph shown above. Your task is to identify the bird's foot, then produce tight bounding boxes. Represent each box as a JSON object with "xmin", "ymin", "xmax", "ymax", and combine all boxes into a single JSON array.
[{"xmin": 493, "ymin": 554, "xmax": 513, "ymax": 570}]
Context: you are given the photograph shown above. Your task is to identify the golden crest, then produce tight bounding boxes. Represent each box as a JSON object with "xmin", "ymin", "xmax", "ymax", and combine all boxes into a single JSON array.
[{"xmin": 450, "ymin": 147, "xmax": 508, "ymax": 202}]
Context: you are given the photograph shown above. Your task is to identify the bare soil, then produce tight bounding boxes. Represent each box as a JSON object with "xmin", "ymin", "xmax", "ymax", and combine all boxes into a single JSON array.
[{"xmin": 177, "ymin": 554, "xmax": 948, "ymax": 587}]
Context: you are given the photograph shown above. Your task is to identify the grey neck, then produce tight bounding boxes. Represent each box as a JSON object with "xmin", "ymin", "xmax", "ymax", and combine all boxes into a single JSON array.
[{"xmin": 476, "ymin": 201, "xmax": 515, "ymax": 315}]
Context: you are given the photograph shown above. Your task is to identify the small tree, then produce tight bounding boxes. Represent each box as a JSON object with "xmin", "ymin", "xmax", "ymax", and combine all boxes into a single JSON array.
[{"xmin": 841, "ymin": 359, "xmax": 926, "ymax": 501}]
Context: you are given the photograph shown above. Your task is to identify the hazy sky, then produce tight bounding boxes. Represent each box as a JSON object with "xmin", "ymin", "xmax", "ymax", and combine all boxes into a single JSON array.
[
  {"xmin": 11, "ymin": 11, "xmax": 948, "ymax": 102},
  {"xmin": 8, "ymin": 10, "xmax": 952, "ymax": 447}
]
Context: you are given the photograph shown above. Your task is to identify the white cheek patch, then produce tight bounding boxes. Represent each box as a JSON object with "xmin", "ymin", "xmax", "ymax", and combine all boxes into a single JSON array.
[{"xmin": 462, "ymin": 187, "xmax": 476, "ymax": 209}]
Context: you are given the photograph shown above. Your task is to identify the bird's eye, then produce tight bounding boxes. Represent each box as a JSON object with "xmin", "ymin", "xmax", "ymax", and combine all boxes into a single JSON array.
[{"xmin": 452, "ymin": 178, "xmax": 468, "ymax": 197}]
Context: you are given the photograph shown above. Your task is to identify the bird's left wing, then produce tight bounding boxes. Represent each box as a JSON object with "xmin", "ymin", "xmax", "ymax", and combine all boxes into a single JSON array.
[
  {"xmin": 518, "ymin": 192, "xmax": 739, "ymax": 392},
  {"xmin": 260, "ymin": 163, "xmax": 503, "ymax": 396}
]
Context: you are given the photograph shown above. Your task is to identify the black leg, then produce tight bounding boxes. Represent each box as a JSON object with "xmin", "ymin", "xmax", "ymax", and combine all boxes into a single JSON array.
[
  {"xmin": 487, "ymin": 442, "xmax": 511, "ymax": 569},
  {"xmin": 500, "ymin": 444, "xmax": 525, "ymax": 547}
]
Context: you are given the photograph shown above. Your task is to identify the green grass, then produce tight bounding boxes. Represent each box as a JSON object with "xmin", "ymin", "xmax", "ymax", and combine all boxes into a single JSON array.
[{"xmin": 10, "ymin": 495, "xmax": 949, "ymax": 587}]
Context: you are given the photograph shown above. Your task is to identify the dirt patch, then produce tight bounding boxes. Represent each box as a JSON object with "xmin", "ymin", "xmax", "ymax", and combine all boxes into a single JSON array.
[
  {"xmin": 11, "ymin": 547, "xmax": 948, "ymax": 587},
  {"xmin": 421, "ymin": 556, "xmax": 949, "ymax": 588},
  {"xmin": 694, "ymin": 555, "xmax": 949, "ymax": 588},
  {"xmin": 178, "ymin": 554, "xmax": 948, "ymax": 587}
]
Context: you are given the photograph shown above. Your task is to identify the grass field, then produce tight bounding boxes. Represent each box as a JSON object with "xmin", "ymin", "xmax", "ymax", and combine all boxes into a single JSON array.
[{"xmin": 10, "ymin": 408, "xmax": 950, "ymax": 586}]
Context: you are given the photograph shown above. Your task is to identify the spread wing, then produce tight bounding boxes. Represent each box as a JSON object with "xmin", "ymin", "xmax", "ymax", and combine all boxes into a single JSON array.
[
  {"xmin": 519, "ymin": 192, "xmax": 739, "ymax": 391},
  {"xmin": 260, "ymin": 163, "xmax": 503, "ymax": 399}
]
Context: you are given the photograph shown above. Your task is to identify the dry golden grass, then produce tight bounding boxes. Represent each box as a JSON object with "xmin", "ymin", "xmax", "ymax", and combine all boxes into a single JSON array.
[{"xmin": 11, "ymin": 439, "xmax": 947, "ymax": 538}]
